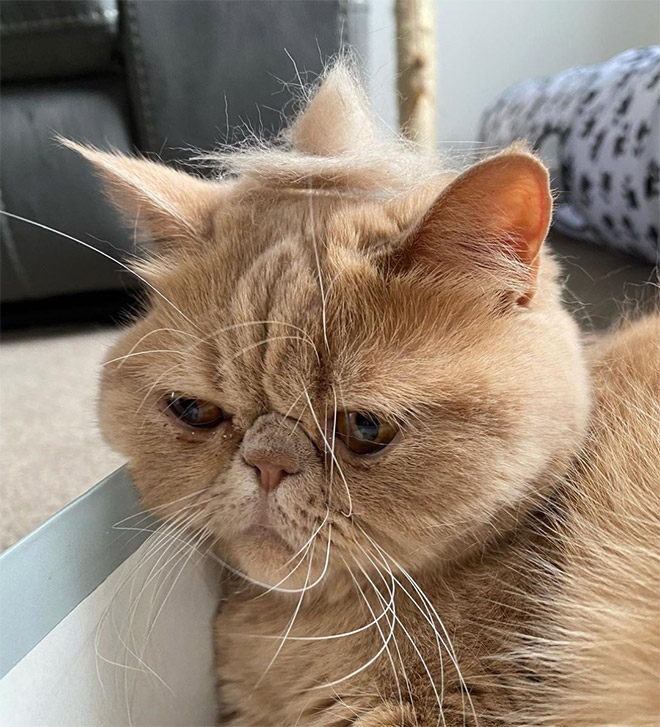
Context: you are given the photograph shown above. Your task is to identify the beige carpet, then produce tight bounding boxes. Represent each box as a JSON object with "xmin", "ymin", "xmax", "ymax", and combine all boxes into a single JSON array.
[{"xmin": 0, "ymin": 326, "xmax": 124, "ymax": 551}]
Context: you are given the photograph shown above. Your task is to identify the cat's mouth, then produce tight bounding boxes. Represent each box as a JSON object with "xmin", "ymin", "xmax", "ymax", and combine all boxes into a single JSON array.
[{"xmin": 241, "ymin": 497, "xmax": 294, "ymax": 552}]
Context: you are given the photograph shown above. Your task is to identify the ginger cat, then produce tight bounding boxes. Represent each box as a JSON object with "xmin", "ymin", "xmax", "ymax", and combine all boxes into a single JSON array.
[{"xmin": 70, "ymin": 65, "xmax": 659, "ymax": 726}]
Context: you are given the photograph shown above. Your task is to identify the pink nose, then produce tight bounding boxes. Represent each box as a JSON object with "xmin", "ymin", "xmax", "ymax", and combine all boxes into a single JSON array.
[
  {"xmin": 252, "ymin": 461, "xmax": 287, "ymax": 493},
  {"xmin": 244, "ymin": 451, "xmax": 299, "ymax": 494}
]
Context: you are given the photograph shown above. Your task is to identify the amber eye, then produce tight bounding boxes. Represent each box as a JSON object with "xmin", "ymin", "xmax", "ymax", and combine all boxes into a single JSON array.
[
  {"xmin": 162, "ymin": 393, "xmax": 228, "ymax": 429},
  {"xmin": 335, "ymin": 412, "xmax": 399, "ymax": 455}
]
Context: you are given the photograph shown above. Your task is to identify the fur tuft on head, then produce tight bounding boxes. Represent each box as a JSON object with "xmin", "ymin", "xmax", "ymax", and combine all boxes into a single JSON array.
[{"xmin": 204, "ymin": 60, "xmax": 440, "ymax": 193}]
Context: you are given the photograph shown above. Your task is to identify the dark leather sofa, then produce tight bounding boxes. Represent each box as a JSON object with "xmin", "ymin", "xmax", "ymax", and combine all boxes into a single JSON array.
[{"xmin": 0, "ymin": 0, "xmax": 367, "ymax": 327}]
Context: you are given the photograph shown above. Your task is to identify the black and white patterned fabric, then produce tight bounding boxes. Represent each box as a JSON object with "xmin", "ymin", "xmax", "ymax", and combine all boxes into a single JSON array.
[{"xmin": 480, "ymin": 47, "xmax": 659, "ymax": 264}]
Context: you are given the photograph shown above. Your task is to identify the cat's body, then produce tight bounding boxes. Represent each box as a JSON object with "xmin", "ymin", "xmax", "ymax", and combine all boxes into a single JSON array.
[
  {"xmin": 534, "ymin": 314, "xmax": 660, "ymax": 727},
  {"xmin": 70, "ymin": 65, "xmax": 659, "ymax": 726}
]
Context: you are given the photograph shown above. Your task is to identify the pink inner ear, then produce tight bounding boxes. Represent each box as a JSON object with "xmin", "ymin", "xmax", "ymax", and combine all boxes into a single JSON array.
[{"xmin": 488, "ymin": 167, "xmax": 551, "ymax": 268}]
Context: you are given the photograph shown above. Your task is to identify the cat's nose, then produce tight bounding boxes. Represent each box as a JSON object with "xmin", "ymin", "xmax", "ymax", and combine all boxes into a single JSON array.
[
  {"xmin": 243, "ymin": 449, "xmax": 299, "ymax": 493},
  {"xmin": 241, "ymin": 413, "xmax": 311, "ymax": 493}
]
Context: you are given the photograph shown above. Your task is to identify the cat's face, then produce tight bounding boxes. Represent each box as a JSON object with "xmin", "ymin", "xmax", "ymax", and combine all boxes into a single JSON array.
[{"xmin": 83, "ymin": 68, "xmax": 589, "ymax": 591}]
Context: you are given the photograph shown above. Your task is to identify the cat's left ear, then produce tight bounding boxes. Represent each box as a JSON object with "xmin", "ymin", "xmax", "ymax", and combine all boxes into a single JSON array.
[
  {"xmin": 391, "ymin": 147, "xmax": 552, "ymax": 304},
  {"xmin": 62, "ymin": 140, "xmax": 224, "ymax": 249}
]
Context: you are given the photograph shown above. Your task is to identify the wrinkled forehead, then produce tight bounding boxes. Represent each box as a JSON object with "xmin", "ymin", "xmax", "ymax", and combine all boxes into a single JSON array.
[
  {"xmin": 140, "ymin": 194, "xmax": 472, "ymax": 418},
  {"xmin": 215, "ymin": 244, "xmax": 460, "ymax": 416}
]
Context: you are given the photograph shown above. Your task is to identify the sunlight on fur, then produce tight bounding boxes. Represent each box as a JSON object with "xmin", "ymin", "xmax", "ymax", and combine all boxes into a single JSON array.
[{"xmin": 64, "ymin": 62, "xmax": 659, "ymax": 726}]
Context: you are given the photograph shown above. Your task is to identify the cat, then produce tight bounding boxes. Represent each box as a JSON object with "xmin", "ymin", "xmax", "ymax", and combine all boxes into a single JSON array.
[{"xmin": 68, "ymin": 64, "xmax": 659, "ymax": 726}]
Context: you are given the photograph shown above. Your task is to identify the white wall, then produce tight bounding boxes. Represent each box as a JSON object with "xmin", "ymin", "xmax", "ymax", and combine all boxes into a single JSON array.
[{"xmin": 367, "ymin": 0, "xmax": 660, "ymax": 144}]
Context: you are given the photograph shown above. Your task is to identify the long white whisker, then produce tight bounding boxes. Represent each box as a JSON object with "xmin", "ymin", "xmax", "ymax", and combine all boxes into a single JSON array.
[
  {"xmin": 112, "ymin": 487, "xmax": 210, "ymax": 526},
  {"xmin": 302, "ymin": 384, "xmax": 353, "ymax": 517},
  {"xmin": 240, "ymin": 560, "xmax": 396, "ymax": 643},
  {"xmin": 361, "ymin": 538, "xmax": 447, "ymax": 720},
  {"xmin": 96, "ymin": 516, "xmax": 198, "ymax": 703},
  {"xmin": 306, "ymin": 583, "xmax": 397, "ymax": 692},
  {"xmin": 103, "ymin": 349, "xmax": 184, "ymax": 367},
  {"xmin": 253, "ymin": 537, "xmax": 317, "ymax": 690},
  {"xmin": 251, "ymin": 538, "xmax": 315, "ymax": 599},
  {"xmin": 349, "ymin": 553, "xmax": 419, "ymax": 727},
  {"xmin": 138, "ymin": 526, "xmax": 210, "ymax": 670},
  {"xmin": 279, "ymin": 509, "xmax": 330, "ymax": 569},
  {"xmin": 95, "ymin": 508, "xmax": 209, "ymax": 696},
  {"xmin": 0, "ymin": 211, "xmax": 199, "ymax": 329},
  {"xmin": 208, "ymin": 523, "xmax": 332, "ymax": 595},
  {"xmin": 355, "ymin": 538, "xmax": 446, "ymax": 727},
  {"xmin": 125, "ymin": 523, "xmax": 209, "ymax": 719},
  {"xmin": 134, "ymin": 362, "xmax": 186, "ymax": 416},
  {"xmin": 343, "ymin": 557, "xmax": 405, "ymax": 721},
  {"xmin": 113, "ymin": 327, "xmax": 203, "ymax": 370},
  {"xmin": 359, "ymin": 526, "xmax": 476, "ymax": 725}
]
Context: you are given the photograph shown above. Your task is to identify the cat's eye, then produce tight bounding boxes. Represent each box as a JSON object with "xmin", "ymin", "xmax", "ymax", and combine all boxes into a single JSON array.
[
  {"xmin": 335, "ymin": 411, "xmax": 399, "ymax": 455},
  {"xmin": 162, "ymin": 393, "xmax": 228, "ymax": 430}
]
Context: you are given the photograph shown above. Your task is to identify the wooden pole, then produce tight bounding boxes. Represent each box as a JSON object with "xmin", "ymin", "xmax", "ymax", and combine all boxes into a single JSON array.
[{"xmin": 395, "ymin": 0, "xmax": 436, "ymax": 148}]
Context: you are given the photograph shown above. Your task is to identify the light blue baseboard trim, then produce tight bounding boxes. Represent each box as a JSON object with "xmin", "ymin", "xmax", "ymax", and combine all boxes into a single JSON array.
[{"xmin": 0, "ymin": 466, "xmax": 153, "ymax": 679}]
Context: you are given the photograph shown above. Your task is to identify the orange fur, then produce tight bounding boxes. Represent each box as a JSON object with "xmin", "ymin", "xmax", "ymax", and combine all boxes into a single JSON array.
[{"xmin": 74, "ymin": 64, "xmax": 658, "ymax": 726}]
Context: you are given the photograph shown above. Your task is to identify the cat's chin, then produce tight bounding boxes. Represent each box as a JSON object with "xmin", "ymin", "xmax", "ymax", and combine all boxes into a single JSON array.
[
  {"xmin": 228, "ymin": 535, "xmax": 315, "ymax": 591},
  {"xmin": 216, "ymin": 518, "xmax": 338, "ymax": 592}
]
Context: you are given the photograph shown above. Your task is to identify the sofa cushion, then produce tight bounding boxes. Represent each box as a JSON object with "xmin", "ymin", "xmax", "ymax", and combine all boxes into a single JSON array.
[{"xmin": 0, "ymin": 0, "xmax": 119, "ymax": 81}]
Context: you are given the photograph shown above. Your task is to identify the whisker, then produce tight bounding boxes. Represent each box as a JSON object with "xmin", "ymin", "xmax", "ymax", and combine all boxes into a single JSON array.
[
  {"xmin": 208, "ymin": 522, "xmax": 332, "ymax": 595},
  {"xmin": 112, "ymin": 487, "xmax": 210, "ymax": 526},
  {"xmin": 359, "ymin": 526, "xmax": 477, "ymax": 725},
  {"xmin": 349, "ymin": 553, "xmax": 419, "ymax": 727},
  {"xmin": 250, "ymin": 539, "xmax": 315, "ymax": 599},
  {"xmin": 113, "ymin": 327, "xmax": 203, "ymax": 370},
  {"xmin": 135, "ymin": 362, "xmax": 187, "ymax": 415},
  {"xmin": 125, "ymin": 521, "xmax": 208, "ymax": 718},
  {"xmin": 137, "ymin": 525, "xmax": 210, "ymax": 672},
  {"xmin": 95, "ymin": 516, "xmax": 196, "ymax": 704},
  {"xmin": 95, "ymin": 509, "xmax": 209, "ymax": 697},
  {"xmin": 253, "ymin": 538, "xmax": 317, "ymax": 690},
  {"xmin": 0, "ymin": 211, "xmax": 200, "ymax": 329},
  {"xmin": 103, "ymin": 349, "xmax": 184, "ymax": 367},
  {"xmin": 306, "ymin": 585, "xmax": 397, "ymax": 692},
  {"xmin": 240, "ymin": 560, "xmax": 395, "ymax": 643},
  {"xmin": 343, "ymin": 557, "xmax": 405, "ymax": 721},
  {"xmin": 354, "ymin": 538, "xmax": 446, "ymax": 727},
  {"xmin": 302, "ymin": 384, "xmax": 353, "ymax": 517}
]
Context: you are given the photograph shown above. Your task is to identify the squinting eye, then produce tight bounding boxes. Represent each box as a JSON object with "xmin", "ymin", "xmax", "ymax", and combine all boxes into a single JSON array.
[
  {"xmin": 335, "ymin": 411, "xmax": 399, "ymax": 455},
  {"xmin": 162, "ymin": 393, "xmax": 228, "ymax": 429}
]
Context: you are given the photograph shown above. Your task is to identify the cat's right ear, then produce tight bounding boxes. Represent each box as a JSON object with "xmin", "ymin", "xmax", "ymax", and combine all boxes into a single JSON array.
[
  {"xmin": 385, "ymin": 148, "xmax": 552, "ymax": 304},
  {"xmin": 61, "ymin": 140, "xmax": 225, "ymax": 249}
]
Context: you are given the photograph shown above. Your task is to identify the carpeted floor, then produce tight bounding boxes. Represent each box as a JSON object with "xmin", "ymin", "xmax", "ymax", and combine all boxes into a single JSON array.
[{"xmin": 0, "ymin": 326, "xmax": 123, "ymax": 551}]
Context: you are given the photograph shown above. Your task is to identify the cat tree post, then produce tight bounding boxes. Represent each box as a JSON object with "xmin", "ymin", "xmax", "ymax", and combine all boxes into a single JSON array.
[{"xmin": 395, "ymin": 0, "xmax": 436, "ymax": 148}]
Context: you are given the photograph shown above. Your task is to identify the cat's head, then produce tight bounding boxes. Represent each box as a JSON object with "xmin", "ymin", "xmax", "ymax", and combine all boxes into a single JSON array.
[{"xmin": 73, "ymin": 66, "xmax": 589, "ymax": 591}]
